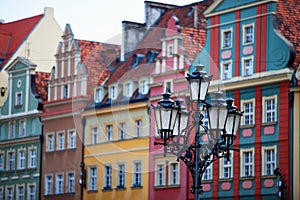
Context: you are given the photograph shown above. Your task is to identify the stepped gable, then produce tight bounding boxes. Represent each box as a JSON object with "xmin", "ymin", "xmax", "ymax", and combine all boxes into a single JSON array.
[
  {"xmin": 77, "ymin": 39, "xmax": 120, "ymax": 97},
  {"xmin": 106, "ymin": 0, "xmax": 213, "ymax": 86},
  {"xmin": 277, "ymin": 0, "xmax": 300, "ymax": 67},
  {"xmin": 0, "ymin": 14, "xmax": 43, "ymax": 70},
  {"xmin": 35, "ymin": 71, "xmax": 50, "ymax": 102}
]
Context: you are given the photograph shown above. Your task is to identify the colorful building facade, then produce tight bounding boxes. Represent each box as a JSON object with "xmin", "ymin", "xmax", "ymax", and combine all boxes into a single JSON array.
[{"xmin": 0, "ymin": 57, "xmax": 49, "ymax": 200}]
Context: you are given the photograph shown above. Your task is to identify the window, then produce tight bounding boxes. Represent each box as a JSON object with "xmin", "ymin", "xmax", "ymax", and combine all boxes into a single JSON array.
[
  {"xmin": 243, "ymin": 24, "xmax": 254, "ymax": 44},
  {"xmin": 18, "ymin": 150, "xmax": 25, "ymax": 169},
  {"xmin": 164, "ymin": 80, "xmax": 172, "ymax": 93},
  {"xmin": 47, "ymin": 134, "xmax": 54, "ymax": 152},
  {"xmin": 0, "ymin": 153, "xmax": 4, "ymax": 171},
  {"xmin": 125, "ymin": 83, "xmax": 132, "ymax": 97},
  {"xmin": 119, "ymin": 123, "xmax": 126, "ymax": 140},
  {"xmin": 202, "ymin": 164, "xmax": 212, "ymax": 180},
  {"xmin": 169, "ymin": 163, "xmax": 179, "ymax": 185},
  {"xmin": 29, "ymin": 148, "xmax": 36, "ymax": 168},
  {"xmin": 136, "ymin": 120, "xmax": 142, "ymax": 137},
  {"xmin": 9, "ymin": 122, "xmax": 15, "ymax": 139},
  {"xmin": 110, "ymin": 86, "xmax": 117, "ymax": 100},
  {"xmin": 117, "ymin": 164, "xmax": 125, "ymax": 188},
  {"xmin": 156, "ymin": 164, "xmax": 165, "ymax": 186},
  {"xmin": 167, "ymin": 44, "xmax": 173, "ymax": 57},
  {"xmin": 133, "ymin": 162, "xmax": 142, "ymax": 187},
  {"xmin": 241, "ymin": 148, "xmax": 254, "ymax": 177},
  {"xmin": 67, "ymin": 172, "xmax": 75, "ymax": 193},
  {"xmin": 243, "ymin": 57, "xmax": 253, "ymax": 76},
  {"xmin": 104, "ymin": 165, "xmax": 112, "ymax": 190},
  {"xmin": 106, "ymin": 125, "xmax": 113, "ymax": 141},
  {"xmin": 56, "ymin": 174, "xmax": 63, "ymax": 194},
  {"xmin": 221, "ymin": 61, "xmax": 232, "ymax": 80},
  {"xmin": 91, "ymin": 127, "xmax": 98, "ymax": 144},
  {"xmin": 241, "ymin": 99, "xmax": 255, "ymax": 126},
  {"xmin": 263, "ymin": 95, "xmax": 277, "ymax": 123},
  {"xmin": 45, "ymin": 175, "xmax": 53, "ymax": 195},
  {"xmin": 18, "ymin": 185, "xmax": 24, "ymax": 200},
  {"xmin": 6, "ymin": 186, "xmax": 13, "ymax": 200},
  {"xmin": 57, "ymin": 132, "xmax": 65, "ymax": 150},
  {"xmin": 220, "ymin": 154, "xmax": 233, "ymax": 179},
  {"xmin": 16, "ymin": 92, "xmax": 22, "ymax": 106},
  {"xmin": 0, "ymin": 187, "xmax": 3, "ymax": 200},
  {"xmin": 262, "ymin": 146, "xmax": 276, "ymax": 176},
  {"xmin": 64, "ymin": 84, "xmax": 69, "ymax": 98},
  {"xmin": 8, "ymin": 151, "xmax": 15, "ymax": 170},
  {"xmin": 68, "ymin": 130, "xmax": 76, "ymax": 149},
  {"xmin": 222, "ymin": 29, "xmax": 232, "ymax": 48},
  {"xmin": 95, "ymin": 88, "xmax": 102, "ymax": 103},
  {"xmin": 28, "ymin": 185, "xmax": 35, "ymax": 200},
  {"xmin": 19, "ymin": 120, "xmax": 26, "ymax": 137},
  {"xmin": 140, "ymin": 80, "xmax": 148, "ymax": 94},
  {"xmin": 89, "ymin": 167, "xmax": 97, "ymax": 191}
]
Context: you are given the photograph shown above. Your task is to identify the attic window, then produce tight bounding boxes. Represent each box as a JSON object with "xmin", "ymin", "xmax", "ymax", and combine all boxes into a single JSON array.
[
  {"xmin": 110, "ymin": 86, "xmax": 117, "ymax": 100},
  {"xmin": 187, "ymin": 6, "xmax": 194, "ymax": 16},
  {"xmin": 95, "ymin": 88, "xmax": 102, "ymax": 103},
  {"xmin": 167, "ymin": 44, "xmax": 173, "ymax": 57},
  {"xmin": 132, "ymin": 54, "xmax": 145, "ymax": 67},
  {"xmin": 146, "ymin": 51, "xmax": 159, "ymax": 63}
]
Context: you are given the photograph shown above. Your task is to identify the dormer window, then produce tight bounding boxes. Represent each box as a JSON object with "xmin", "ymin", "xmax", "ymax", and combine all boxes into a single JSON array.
[
  {"xmin": 125, "ymin": 83, "xmax": 132, "ymax": 97},
  {"xmin": 167, "ymin": 44, "xmax": 173, "ymax": 57},
  {"xmin": 140, "ymin": 80, "xmax": 148, "ymax": 94},
  {"xmin": 132, "ymin": 54, "xmax": 145, "ymax": 68},
  {"xmin": 110, "ymin": 86, "xmax": 117, "ymax": 100},
  {"xmin": 95, "ymin": 88, "xmax": 102, "ymax": 103},
  {"xmin": 164, "ymin": 80, "xmax": 173, "ymax": 93}
]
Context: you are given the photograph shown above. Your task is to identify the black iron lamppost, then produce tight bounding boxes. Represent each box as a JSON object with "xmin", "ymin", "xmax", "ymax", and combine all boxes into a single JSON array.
[{"xmin": 153, "ymin": 64, "xmax": 243, "ymax": 200}]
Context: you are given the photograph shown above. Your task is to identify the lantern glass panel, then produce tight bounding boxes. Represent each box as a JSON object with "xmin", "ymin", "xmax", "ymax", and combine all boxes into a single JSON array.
[
  {"xmin": 173, "ymin": 111, "xmax": 189, "ymax": 136},
  {"xmin": 208, "ymin": 105, "xmax": 227, "ymax": 131}
]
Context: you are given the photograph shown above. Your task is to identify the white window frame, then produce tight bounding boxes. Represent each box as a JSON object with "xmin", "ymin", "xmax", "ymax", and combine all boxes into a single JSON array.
[
  {"xmin": 169, "ymin": 162, "xmax": 180, "ymax": 185},
  {"xmin": 106, "ymin": 124, "xmax": 113, "ymax": 141},
  {"xmin": 241, "ymin": 99, "xmax": 255, "ymax": 126},
  {"xmin": 6, "ymin": 186, "xmax": 14, "ymax": 200},
  {"xmin": 164, "ymin": 80, "xmax": 173, "ymax": 93},
  {"xmin": 94, "ymin": 88, "xmax": 103, "ymax": 103},
  {"xmin": 46, "ymin": 133, "xmax": 55, "ymax": 152},
  {"xmin": 29, "ymin": 147, "xmax": 37, "ymax": 168},
  {"xmin": 167, "ymin": 43, "xmax": 173, "ymax": 57},
  {"xmin": 119, "ymin": 122, "xmax": 126, "ymax": 140},
  {"xmin": 124, "ymin": 82, "xmax": 132, "ymax": 97},
  {"xmin": 18, "ymin": 148, "xmax": 26, "ymax": 170},
  {"xmin": 202, "ymin": 163, "xmax": 213, "ymax": 180},
  {"xmin": 17, "ymin": 184, "xmax": 25, "ymax": 200},
  {"xmin": 135, "ymin": 119, "xmax": 142, "ymax": 137},
  {"xmin": 262, "ymin": 145, "xmax": 277, "ymax": 176},
  {"xmin": 16, "ymin": 92, "xmax": 23, "ymax": 106},
  {"xmin": 109, "ymin": 85, "xmax": 118, "ymax": 100},
  {"xmin": 262, "ymin": 95, "xmax": 277, "ymax": 123},
  {"xmin": 27, "ymin": 184, "xmax": 35, "ymax": 200},
  {"xmin": 155, "ymin": 163, "xmax": 165, "ymax": 186},
  {"xmin": 103, "ymin": 164, "xmax": 112, "ymax": 190},
  {"xmin": 7, "ymin": 150, "xmax": 15, "ymax": 171},
  {"xmin": 9, "ymin": 121, "xmax": 15, "ymax": 139},
  {"xmin": 117, "ymin": 163, "xmax": 125, "ymax": 188},
  {"xmin": 89, "ymin": 166, "xmax": 98, "ymax": 191},
  {"xmin": 19, "ymin": 119, "xmax": 26, "ymax": 137},
  {"xmin": 221, "ymin": 28, "xmax": 232, "ymax": 49},
  {"xmin": 132, "ymin": 161, "xmax": 142, "ymax": 187},
  {"xmin": 91, "ymin": 127, "xmax": 98, "ymax": 145},
  {"xmin": 240, "ymin": 147, "xmax": 255, "ymax": 177},
  {"xmin": 56, "ymin": 131, "xmax": 65, "ymax": 150},
  {"xmin": 55, "ymin": 173, "xmax": 64, "ymax": 194},
  {"xmin": 140, "ymin": 79, "xmax": 148, "ymax": 94},
  {"xmin": 68, "ymin": 130, "xmax": 76, "ymax": 149},
  {"xmin": 63, "ymin": 84, "xmax": 69, "ymax": 98},
  {"xmin": 221, "ymin": 60, "xmax": 232, "ymax": 80},
  {"xmin": 67, "ymin": 172, "xmax": 75, "ymax": 193},
  {"xmin": 45, "ymin": 174, "xmax": 53, "ymax": 195},
  {"xmin": 242, "ymin": 56, "xmax": 254, "ymax": 76},
  {"xmin": 219, "ymin": 153, "xmax": 233, "ymax": 179},
  {"xmin": 243, "ymin": 23, "xmax": 255, "ymax": 45}
]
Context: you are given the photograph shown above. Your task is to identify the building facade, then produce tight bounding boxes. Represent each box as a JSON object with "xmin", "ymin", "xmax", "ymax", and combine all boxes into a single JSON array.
[
  {"xmin": 192, "ymin": 0, "xmax": 297, "ymax": 199},
  {"xmin": 40, "ymin": 24, "xmax": 120, "ymax": 200},
  {"xmin": 0, "ymin": 57, "xmax": 49, "ymax": 200}
]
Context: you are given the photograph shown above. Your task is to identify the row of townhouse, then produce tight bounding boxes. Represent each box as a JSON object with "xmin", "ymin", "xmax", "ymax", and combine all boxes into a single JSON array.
[{"xmin": 1, "ymin": 0, "xmax": 300, "ymax": 200}]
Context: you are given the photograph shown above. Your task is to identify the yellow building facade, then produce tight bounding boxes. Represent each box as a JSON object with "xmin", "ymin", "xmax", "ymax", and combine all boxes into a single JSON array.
[{"xmin": 82, "ymin": 102, "xmax": 150, "ymax": 200}]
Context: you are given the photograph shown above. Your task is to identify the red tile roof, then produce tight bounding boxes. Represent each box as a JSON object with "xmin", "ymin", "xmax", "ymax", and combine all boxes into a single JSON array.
[
  {"xmin": 35, "ymin": 71, "xmax": 50, "ymax": 102},
  {"xmin": 106, "ymin": 0, "xmax": 213, "ymax": 86},
  {"xmin": 0, "ymin": 14, "xmax": 43, "ymax": 70},
  {"xmin": 77, "ymin": 40, "xmax": 120, "ymax": 97},
  {"xmin": 277, "ymin": 0, "xmax": 300, "ymax": 68}
]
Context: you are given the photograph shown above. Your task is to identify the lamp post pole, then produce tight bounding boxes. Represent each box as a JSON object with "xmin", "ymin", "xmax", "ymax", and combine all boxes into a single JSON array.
[{"xmin": 153, "ymin": 64, "xmax": 243, "ymax": 200}]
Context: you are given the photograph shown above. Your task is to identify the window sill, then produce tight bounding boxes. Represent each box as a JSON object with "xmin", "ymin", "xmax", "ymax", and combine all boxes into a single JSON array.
[
  {"xmin": 115, "ymin": 186, "xmax": 126, "ymax": 190},
  {"xmin": 240, "ymin": 176, "xmax": 255, "ymax": 181},
  {"xmin": 102, "ymin": 188, "xmax": 113, "ymax": 192},
  {"xmin": 87, "ymin": 190, "xmax": 98, "ymax": 193},
  {"xmin": 261, "ymin": 175, "xmax": 276, "ymax": 179},
  {"xmin": 240, "ymin": 124, "xmax": 255, "ymax": 129},
  {"xmin": 261, "ymin": 122, "xmax": 277, "ymax": 127},
  {"xmin": 131, "ymin": 185, "xmax": 142, "ymax": 189},
  {"xmin": 154, "ymin": 184, "xmax": 180, "ymax": 189},
  {"xmin": 218, "ymin": 178, "xmax": 233, "ymax": 182},
  {"xmin": 14, "ymin": 104, "xmax": 23, "ymax": 108}
]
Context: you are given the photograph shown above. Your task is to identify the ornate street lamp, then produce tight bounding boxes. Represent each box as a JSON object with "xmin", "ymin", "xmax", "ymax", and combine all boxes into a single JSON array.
[{"xmin": 153, "ymin": 64, "xmax": 243, "ymax": 200}]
